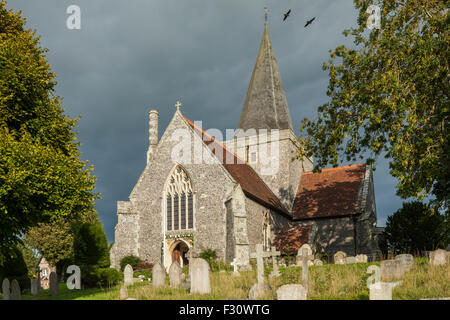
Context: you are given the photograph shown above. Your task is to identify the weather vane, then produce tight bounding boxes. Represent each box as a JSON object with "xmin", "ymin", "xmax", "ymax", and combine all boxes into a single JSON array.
[
  {"xmin": 175, "ymin": 100, "xmax": 182, "ymax": 111},
  {"xmin": 264, "ymin": 7, "xmax": 268, "ymax": 24}
]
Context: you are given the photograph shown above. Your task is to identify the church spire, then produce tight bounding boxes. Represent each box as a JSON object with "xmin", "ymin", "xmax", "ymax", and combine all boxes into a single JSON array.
[{"xmin": 238, "ymin": 15, "xmax": 293, "ymax": 132}]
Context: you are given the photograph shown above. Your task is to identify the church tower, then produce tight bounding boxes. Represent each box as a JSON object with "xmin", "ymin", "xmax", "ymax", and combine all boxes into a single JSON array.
[{"xmin": 224, "ymin": 12, "xmax": 313, "ymax": 211}]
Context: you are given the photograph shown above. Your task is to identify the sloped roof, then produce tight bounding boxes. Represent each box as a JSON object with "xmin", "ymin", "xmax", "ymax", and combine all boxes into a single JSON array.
[
  {"xmin": 273, "ymin": 225, "xmax": 313, "ymax": 255},
  {"xmin": 238, "ymin": 24, "xmax": 293, "ymax": 132},
  {"xmin": 292, "ymin": 164, "xmax": 367, "ymax": 220},
  {"xmin": 183, "ymin": 116, "xmax": 289, "ymax": 216}
]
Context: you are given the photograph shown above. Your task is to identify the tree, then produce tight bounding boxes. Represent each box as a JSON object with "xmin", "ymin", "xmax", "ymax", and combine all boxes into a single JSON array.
[
  {"xmin": 26, "ymin": 211, "xmax": 110, "ymax": 275},
  {"xmin": 73, "ymin": 211, "xmax": 110, "ymax": 267},
  {"xmin": 296, "ymin": 0, "xmax": 449, "ymax": 211},
  {"xmin": 381, "ymin": 201, "xmax": 449, "ymax": 254},
  {"xmin": 0, "ymin": 1, "xmax": 98, "ymax": 258}
]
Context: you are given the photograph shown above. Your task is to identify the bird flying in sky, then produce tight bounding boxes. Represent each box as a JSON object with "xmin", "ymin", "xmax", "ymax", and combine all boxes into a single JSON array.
[
  {"xmin": 304, "ymin": 17, "xmax": 316, "ymax": 27},
  {"xmin": 283, "ymin": 9, "xmax": 291, "ymax": 21}
]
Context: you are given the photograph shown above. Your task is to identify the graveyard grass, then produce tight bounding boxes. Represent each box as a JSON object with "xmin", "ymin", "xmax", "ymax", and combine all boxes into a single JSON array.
[{"xmin": 10, "ymin": 258, "xmax": 449, "ymax": 300}]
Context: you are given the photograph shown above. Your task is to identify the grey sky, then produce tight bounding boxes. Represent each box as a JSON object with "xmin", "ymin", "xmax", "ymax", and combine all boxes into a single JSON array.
[{"xmin": 8, "ymin": 0, "xmax": 405, "ymax": 243}]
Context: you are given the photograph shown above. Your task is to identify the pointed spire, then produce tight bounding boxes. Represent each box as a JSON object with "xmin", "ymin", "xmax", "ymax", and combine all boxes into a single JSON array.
[{"xmin": 238, "ymin": 19, "xmax": 293, "ymax": 132}]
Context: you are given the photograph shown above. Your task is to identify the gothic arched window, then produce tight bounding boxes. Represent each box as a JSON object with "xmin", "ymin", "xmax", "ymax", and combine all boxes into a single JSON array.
[{"xmin": 166, "ymin": 166, "xmax": 194, "ymax": 231}]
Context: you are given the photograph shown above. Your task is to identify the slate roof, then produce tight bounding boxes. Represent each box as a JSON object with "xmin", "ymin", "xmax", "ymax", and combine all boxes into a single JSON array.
[
  {"xmin": 237, "ymin": 24, "xmax": 293, "ymax": 132},
  {"xmin": 183, "ymin": 116, "xmax": 290, "ymax": 216},
  {"xmin": 292, "ymin": 164, "xmax": 367, "ymax": 220}
]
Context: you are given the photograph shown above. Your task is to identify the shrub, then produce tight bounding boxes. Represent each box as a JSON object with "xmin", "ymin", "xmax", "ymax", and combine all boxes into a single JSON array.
[
  {"xmin": 120, "ymin": 255, "xmax": 142, "ymax": 271},
  {"xmin": 80, "ymin": 265, "xmax": 122, "ymax": 288},
  {"xmin": 134, "ymin": 270, "xmax": 152, "ymax": 280}
]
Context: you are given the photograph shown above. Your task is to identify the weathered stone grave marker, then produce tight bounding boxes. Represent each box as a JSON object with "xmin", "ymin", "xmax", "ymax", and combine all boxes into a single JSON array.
[
  {"xmin": 356, "ymin": 254, "xmax": 368, "ymax": 263},
  {"xmin": 49, "ymin": 272, "xmax": 58, "ymax": 296},
  {"xmin": 249, "ymin": 244, "xmax": 272, "ymax": 299},
  {"xmin": 395, "ymin": 254, "xmax": 414, "ymax": 271},
  {"xmin": 296, "ymin": 244, "xmax": 313, "ymax": 266},
  {"xmin": 30, "ymin": 278, "xmax": 39, "ymax": 296},
  {"xmin": 189, "ymin": 258, "xmax": 211, "ymax": 294},
  {"xmin": 123, "ymin": 264, "xmax": 134, "ymax": 286},
  {"xmin": 333, "ymin": 251, "xmax": 347, "ymax": 264},
  {"xmin": 269, "ymin": 246, "xmax": 281, "ymax": 278},
  {"xmin": 169, "ymin": 261, "xmax": 182, "ymax": 289},
  {"xmin": 152, "ymin": 262, "xmax": 166, "ymax": 288},
  {"xmin": 429, "ymin": 249, "xmax": 449, "ymax": 266},
  {"xmin": 119, "ymin": 284, "xmax": 128, "ymax": 300},
  {"xmin": 2, "ymin": 278, "xmax": 10, "ymax": 300},
  {"xmin": 367, "ymin": 265, "xmax": 402, "ymax": 300},
  {"xmin": 298, "ymin": 247, "xmax": 314, "ymax": 294},
  {"xmin": 276, "ymin": 284, "xmax": 307, "ymax": 300},
  {"xmin": 10, "ymin": 279, "xmax": 21, "ymax": 300},
  {"xmin": 380, "ymin": 259, "xmax": 404, "ymax": 281}
]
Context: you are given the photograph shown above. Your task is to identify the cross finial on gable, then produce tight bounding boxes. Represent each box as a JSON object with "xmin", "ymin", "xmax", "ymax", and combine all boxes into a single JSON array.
[{"xmin": 175, "ymin": 100, "xmax": 182, "ymax": 112}]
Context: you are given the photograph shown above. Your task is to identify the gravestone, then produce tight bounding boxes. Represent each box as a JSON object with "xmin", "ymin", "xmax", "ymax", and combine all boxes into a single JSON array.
[
  {"xmin": 276, "ymin": 284, "xmax": 307, "ymax": 300},
  {"xmin": 333, "ymin": 251, "xmax": 347, "ymax": 264},
  {"xmin": 2, "ymin": 278, "xmax": 10, "ymax": 300},
  {"xmin": 369, "ymin": 281, "xmax": 402, "ymax": 300},
  {"xmin": 190, "ymin": 258, "xmax": 211, "ymax": 294},
  {"xmin": 30, "ymin": 278, "xmax": 39, "ymax": 296},
  {"xmin": 298, "ymin": 248, "xmax": 314, "ymax": 294},
  {"xmin": 313, "ymin": 259, "xmax": 323, "ymax": 266},
  {"xmin": 231, "ymin": 258, "xmax": 240, "ymax": 276},
  {"xmin": 356, "ymin": 254, "xmax": 368, "ymax": 263},
  {"xmin": 152, "ymin": 263, "xmax": 166, "ymax": 288},
  {"xmin": 345, "ymin": 256, "xmax": 357, "ymax": 264},
  {"xmin": 249, "ymin": 244, "xmax": 272, "ymax": 299},
  {"xmin": 123, "ymin": 264, "xmax": 134, "ymax": 286},
  {"xmin": 429, "ymin": 249, "xmax": 449, "ymax": 266},
  {"xmin": 380, "ymin": 260, "xmax": 404, "ymax": 280},
  {"xmin": 395, "ymin": 254, "xmax": 414, "ymax": 271},
  {"xmin": 49, "ymin": 272, "xmax": 58, "ymax": 296},
  {"xmin": 296, "ymin": 244, "xmax": 313, "ymax": 266},
  {"xmin": 169, "ymin": 261, "xmax": 182, "ymax": 288},
  {"xmin": 269, "ymin": 246, "xmax": 281, "ymax": 278},
  {"xmin": 119, "ymin": 284, "xmax": 128, "ymax": 300},
  {"xmin": 10, "ymin": 279, "xmax": 21, "ymax": 300}
]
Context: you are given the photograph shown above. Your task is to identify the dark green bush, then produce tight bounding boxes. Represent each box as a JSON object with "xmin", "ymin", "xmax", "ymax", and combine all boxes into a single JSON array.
[
  {"xmin": 134, "ymin": 270, "xmax": 152, "ymax": 280},
  {"xmin": 80, "ymin": 265, "xmax": 122, "ymax": 288},
  {"xmin": 120, "ymin": 255, "xmax": 142, "ymax": 271}
]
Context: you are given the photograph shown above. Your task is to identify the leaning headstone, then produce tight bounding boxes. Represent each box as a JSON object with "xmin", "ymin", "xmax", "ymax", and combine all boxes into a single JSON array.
[
  {"xmin": 152, "ymin": 262, "xmax": 166, "ymax": 288},
  {"xmin": 49, "ymin": 272, "xmax": 58, "ymax": 296},
  {"xmin": 169, "ymin": 262, "xmax": 182, "ymax": 288},
  {"xmin": 345, "ymin": 256, "xmax": 357, "ymax": 264},
  {"xmin": 190, "ymin": 258, "xmax": 211, "ymax": 294},
  {"xmin": 30, "ymin": 278, "xmax": 39, "ymax": 296},
  {"xmin": 276, "ymin": 284, "xmax": 307, "ymax": 300},
  {"xmin": 298, "ymin": 248, "xmax": 313, "ymax": 293},
  {"xmin": 119, "ymin": 284, "xmax": 128, "ymax": 300},
  {"xmin": 356, "ymin": 254, "xmax": 368, "ymax": 263},
  {"xmin": 2, "ymin": 278, "xmax": 10, "ymax": 300},
  {"xmin": 313, "ymin": 259, "xmax": 323, "ymax": 266},
  {"xmin": 123, "ymin": 264, "xmax": 134, "ymax": 286},
  {"xmin": 333, "ymin": 251, "xmax": 347, "ymax": 264},
  {"xmin": 380, "ymin": 260, "xmax": 404, "ymax": 281},
  {"xmin": 395, "ymin": 254, "xmax": 415, "ymax": 271},
  {"xmin": 10, "ymin": 279, "xmax": 21, "ymax": 300},
  {"xmin": 369, "ymin": 281, "xmax": 402, "ymax": 300},
  {"xmin": 429, "ymin": 249, "xmax": 449, "ymax": 266},
  {"xmin": 248, "ymin": 282, "xmax": 272, "ymax": 300}
]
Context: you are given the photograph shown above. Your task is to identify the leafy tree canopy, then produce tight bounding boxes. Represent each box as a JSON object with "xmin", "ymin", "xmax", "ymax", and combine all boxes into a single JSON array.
[
  {"xmin": 296, "ymin": 0, "xmax": 449, "ymax": 211},
  {"xmin": 381, "ymin": 201, "xmax": 449, "ymax": 254},
  {"xmin": 0, "ymin": 1, "xmax": 98, "ymax": 257}
]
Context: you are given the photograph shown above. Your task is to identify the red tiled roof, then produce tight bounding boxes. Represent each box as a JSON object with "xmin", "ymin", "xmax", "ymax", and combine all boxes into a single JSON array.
[
  {"xmin": 183, "ymin": 116, "xmax": 289, "ymax": 215},
  {"xmin": 292, "ymin": 164, "xmax": 366, "ymax": 220},
  {"xmin": 273, "ymin": 225, "xmax": 312, "ymax": 255}
]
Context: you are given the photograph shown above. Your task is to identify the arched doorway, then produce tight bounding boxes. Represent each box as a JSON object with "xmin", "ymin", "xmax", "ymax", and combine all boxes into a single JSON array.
[{"xmin": 170, "ymin": 241, "xmax": 190, "ymax": 267}]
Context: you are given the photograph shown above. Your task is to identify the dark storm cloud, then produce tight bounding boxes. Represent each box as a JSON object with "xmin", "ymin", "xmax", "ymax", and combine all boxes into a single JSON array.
[{"xmin": 9, "ymin": 0, "xmax": 402, "ymax": 241}]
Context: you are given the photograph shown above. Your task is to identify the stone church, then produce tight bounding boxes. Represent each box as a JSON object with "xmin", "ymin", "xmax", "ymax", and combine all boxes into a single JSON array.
[{"xmin": 110, "ymin": 22, "xmax": 381, "ymax": 270}]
